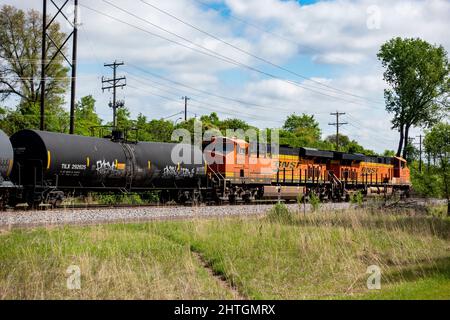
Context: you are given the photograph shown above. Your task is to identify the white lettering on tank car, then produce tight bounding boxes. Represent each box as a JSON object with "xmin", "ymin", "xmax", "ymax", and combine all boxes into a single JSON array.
[
  {"xmin": 96, "ymin": 160, "xmax": 117, "ymax": 175},
  {"xmin": 162, "ymin": 165, "xmax": 195, "ymax": 178}
]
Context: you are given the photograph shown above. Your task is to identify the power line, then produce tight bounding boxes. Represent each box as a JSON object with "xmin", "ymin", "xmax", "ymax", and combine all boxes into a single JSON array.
[
  {"xmin": 40, "ymin": 0, "xmax": 79, "ymax": 133},
  {"xmin": 125, "ymin": 70, "xmax": 295, "ymax": 115},
  {"xmin": 345, "ymin": 114, "xmax": 399, "ymax": 143},
  {"xmin": 139, "ymin": 0, "xmax": 381, "ymax": 104},
  {"xmin": 125, "ymin": 64, "xmax": 329, "ymax": 115},
  {"xmin": 126, "ymin": 83, "xmax": 284, "ymax": 124},
  {"xmin": 81, "ymin": 2, "xmax": 384, "ymax": 110},
  {"xmin": 181, "ymin": 96, "xmax": 190, "ymax": 121},
  {"xmin": 162, "ymin": 111, "xmax": 184, "ymax": 120},
  {"xmin": 126, "ymin": 72, "xmax": 299, "ymax": 122},
  {"xmin": 102, "ymin": 61, "xmax": 127, "ymax": 127},
  {"xmin": 328, "ymin": 111, "xmax": 348, "ymax": 151},
  {"xmin": 192, "ymin": 0, "xmax": 384, "ymax": 81},
  {"xmin": 415, "ymin": 134, "xmax": 423, "ymax": 172}
]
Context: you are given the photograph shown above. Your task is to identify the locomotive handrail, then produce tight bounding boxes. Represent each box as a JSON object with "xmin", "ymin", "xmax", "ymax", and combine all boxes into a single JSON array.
[
  {"xmin": 328, "ymin": 171, "xmax": 343, "ymax": 189},
  {"xmin": 205, "ymin": 163, "xmax": 228, "ymax": 198}
]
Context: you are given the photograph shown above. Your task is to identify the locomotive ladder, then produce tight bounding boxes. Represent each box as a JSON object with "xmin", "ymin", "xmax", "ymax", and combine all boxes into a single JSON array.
[
  {"xmin": 121, "ymin": 143, "xmax": 135, "ymax": 192},
  {"xmin": 206, "ymin": 164, "xmax": 228, "ymax": 198},
  {"xmin": 328, "ymin": 171, "xmax": 345, "ymax": 198}
]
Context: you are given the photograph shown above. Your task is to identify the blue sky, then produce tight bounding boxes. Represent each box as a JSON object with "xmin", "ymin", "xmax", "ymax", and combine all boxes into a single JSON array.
[{"xmin": 1, "ymin": 0, "xmax": 449, "ymax": 152}]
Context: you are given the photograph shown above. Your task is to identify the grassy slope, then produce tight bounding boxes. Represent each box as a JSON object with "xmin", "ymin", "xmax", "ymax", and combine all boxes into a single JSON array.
[
  {"xmin": 153, "ymin": 212, "xmax": 450, "ymax": 300},
  {"xmin": 1, "ymin": 209, "xmax": 449, "ymax": 300},
  {"xmin": 0, "ymin": 225, "xmax": 231, "ymax": 299}
]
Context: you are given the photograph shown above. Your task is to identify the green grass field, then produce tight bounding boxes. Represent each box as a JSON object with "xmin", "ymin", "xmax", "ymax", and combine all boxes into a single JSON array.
[{"xmin": 1, "ymin": 206, "xmax": 449, "ymax": 300}]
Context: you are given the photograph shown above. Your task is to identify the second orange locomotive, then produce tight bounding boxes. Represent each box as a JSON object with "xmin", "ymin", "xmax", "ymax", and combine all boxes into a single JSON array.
[{"xmin": 205, "ymin": 136, "xmax": 410, "ymax": 203}]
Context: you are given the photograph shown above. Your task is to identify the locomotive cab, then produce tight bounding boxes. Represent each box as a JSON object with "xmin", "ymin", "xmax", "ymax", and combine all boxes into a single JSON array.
[
  {"xmin": 203, "ymin": 136, "xmax": 249, "ymax": 182},
  {"xmin": 392, "ymin": 157, "xmax": 410, "ymax": 184}
]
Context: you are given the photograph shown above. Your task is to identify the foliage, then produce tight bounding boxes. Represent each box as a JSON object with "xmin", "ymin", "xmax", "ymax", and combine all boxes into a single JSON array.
[
  {"xmin": 0, "ymin": 5, "xmax": 69, "ymax": 132},
  {"xmin": 423, "ymin": 122, "xmax": 450, "ymax": 214},
  {"xmin": 378, "ymin": 37, "xmax": 449, "ymax": 158},
  {"xmin": 350, "ymin": 191, "xmax": 364, "ymax": 206},
  {"xmin": 94, "ymin": 192, "xmax": 159, "ymax": 205},
  {"xmin": 383, "ymin": 150, "xmax": 396, "ymax": 157},
  {"xmin": 135, "ymin": 114, "xmax": 175, "ymax": 142},
  {"xmin": 267, "ymin": 202, "xmax": 293, "ymax": 223},
  {"xmin": 324, "ymin": 133, "xmax": 376, "ymax": 155},
  {"xmin": 309, "ymin": 192, "xmax": 321, "ymax": 212},
  {"xmin": 0, "ymin": 102, "xmax": 69, "ymax": 135},
  {"xmin": 297, "ymin": 192, "xmax": 305, "ymax": 210},
  {"xmin": 74, "ymin": 95, "xmax": 102, "ymax": 136},
  {"xmin": 280, "ymin": 113, "xmax": 322, "ymax": 148}
]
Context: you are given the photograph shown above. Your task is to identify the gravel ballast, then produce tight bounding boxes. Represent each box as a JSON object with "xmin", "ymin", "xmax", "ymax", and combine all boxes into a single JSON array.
[
  {"xmin": 0, "ymin": 199, "xmax": 445, "ymax": 230},
  {"xmin": 0, "ymin": 203, "xmax": 353, "ymax": 229}
]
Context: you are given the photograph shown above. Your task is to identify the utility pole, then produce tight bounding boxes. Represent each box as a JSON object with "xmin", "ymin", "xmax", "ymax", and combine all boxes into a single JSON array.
[
  {"xmin": 69, "ymin": 0, "xmax": 79, "ymax": 134},
  {"xmin": 40, "ymin": 0, "xmax": 79, "ymax": 132},
  {"xmin": 102, "ymin": 61, "xmax": 126, "ymax": 127},
  {"xmin": 406, "ymin": 137, "xmax": 415, "ymax": 162},
  {"xmin": 181, "ymin": 96, "xmax": 190, "ymax": 121},
  {"xmin": 328, "ymin": 111, "xmax": 347, "ymax": 151},
  {"xmin": 416, "ymin": 134, "xmax": 423, "ymax": 173},
  {"xmin": 40, "ymin": 0, "xmax": 46, "ymax": 131}
]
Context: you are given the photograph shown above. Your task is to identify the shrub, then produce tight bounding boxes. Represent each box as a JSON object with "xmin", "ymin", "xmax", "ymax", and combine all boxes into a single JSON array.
[
  {"xmin": 141, "ymin": 191, "xmax": 160, "ymax": 204},
  {"xmin": 350, "ymin": 191, "xmax": 364, "ymax": 206},
  {"xmin": 96, "ymin": 193, "xmax": 117, "ymax": 205},
  {"xmin": 122, "ymin": 193, "xmax": 144, "ymax": 205},
  {"xmin": 309, "ymin": 193, "xmax": 320, "ymax": 212},
  {"xmin": 297, "ymin": 192, "xmax": 305, "ymax": 211},
  {"xmin": 267, "ymin": 202, "xmax": 293, "ymax": 223}
]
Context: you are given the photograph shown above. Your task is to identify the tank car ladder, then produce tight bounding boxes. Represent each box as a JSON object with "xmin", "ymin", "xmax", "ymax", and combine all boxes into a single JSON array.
[{"xmin": 121, "ymin": 143, "xmax": 135, "ymax": 192}]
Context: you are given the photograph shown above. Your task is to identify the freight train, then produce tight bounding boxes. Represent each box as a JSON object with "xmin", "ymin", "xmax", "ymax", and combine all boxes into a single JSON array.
[{"xmin": 0, "ymin": 128, "xmax": 411, "ymax": 208}]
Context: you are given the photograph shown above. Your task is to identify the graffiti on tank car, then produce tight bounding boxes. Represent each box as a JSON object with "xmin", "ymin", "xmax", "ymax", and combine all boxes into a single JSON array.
[
  {"xmin": 0, "ymin": 158, "xmax": 9, "ymax": 171},
  {"xmin": 96, "ymin": 160, "xmax": 117, "ymax": 175},
  {"xmin": 162, "ymin": 165, "xmax": 195, "ymax": 178}
]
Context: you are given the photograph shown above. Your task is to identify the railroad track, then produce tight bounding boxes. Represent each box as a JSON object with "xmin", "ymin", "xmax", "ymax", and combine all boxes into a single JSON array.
[
  {"xmin": 0, "ymin": 202, "xmax": 352, "ymax": 230},
  {"xmin": 0, "ymin": 199, "xmax": 445, "ymax": 231}
]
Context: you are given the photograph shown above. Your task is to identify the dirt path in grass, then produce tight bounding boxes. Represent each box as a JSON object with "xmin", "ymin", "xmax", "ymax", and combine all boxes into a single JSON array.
[{"xmin": 191, "ymin": 251, "xmax": 247, "ymax": 300}]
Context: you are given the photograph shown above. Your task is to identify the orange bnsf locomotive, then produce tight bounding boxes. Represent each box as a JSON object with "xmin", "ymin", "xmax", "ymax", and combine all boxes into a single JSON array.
[{"xmin": 204, "ymin": 136, "xmax": 411, "ymax": 203}]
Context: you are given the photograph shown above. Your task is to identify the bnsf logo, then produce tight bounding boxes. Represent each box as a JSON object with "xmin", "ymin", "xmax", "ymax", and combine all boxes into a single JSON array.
[
  {"xmin": 276, "ymin": 161, "xmax": 302, "ymax": 169},
  {"xmin": 362, "ymin": 167, "xmax": 378, "ymax": 174}
]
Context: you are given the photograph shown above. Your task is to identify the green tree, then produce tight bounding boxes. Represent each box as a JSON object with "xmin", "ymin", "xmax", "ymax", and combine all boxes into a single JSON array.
[
  {"xmin": 423, "ymin": 122, "xmax": 450, "ymax": 215},
  {"xmin": 0, "ymin": 5, "xmax": 70, "ymax": 131},
  {"xmin": 280, "ymin": 114, "xmax": 322, "ymax": 148},
  {"xmin": 199, "ymin": 112, "xmax": 220, "ymax": 127},
  {"xmin": 283, "ymin": 114, "xmax": 321, "ymax": 137},
  {"xmin": 74, "ymin": 96, "xmax": 102, "ymax": 136},
  {"xmin": 219, "ymin": 118, "xmax": 251, "ymax": 132},
  {"xmin": 383, "ymin": 150, "xmax": 396, "ymax": 157},
  {"xmin": 115, "ymin": 107, "xmax": 133, "ymax": 130},
  {"xmin": 325, "ymin": 134, "xmax": 351, "ymax": 151},
  {"xmin": 378, "ymin": 37, "xmax": 449, "ymax": 158},
  {"xmin": 324, "ymin": 134, "xmax": 376, "ymax": 155}
]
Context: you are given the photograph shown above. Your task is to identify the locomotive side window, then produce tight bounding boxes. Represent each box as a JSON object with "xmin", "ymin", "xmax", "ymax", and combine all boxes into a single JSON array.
[
  {"xmin": 224, "ymin": 143, "xmax": 234, "ymax": 154},
  {"xmin": 237, "ymin": 145, "xmax": 246, "ymax": 155}
]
